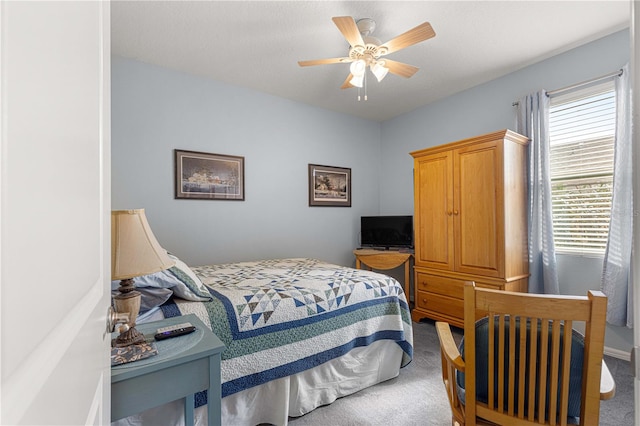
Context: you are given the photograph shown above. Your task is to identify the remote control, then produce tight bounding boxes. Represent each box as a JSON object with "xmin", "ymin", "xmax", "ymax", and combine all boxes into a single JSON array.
[{"xmin": 154, "ymin": 322, "xmax": 196, "ymax": 340}]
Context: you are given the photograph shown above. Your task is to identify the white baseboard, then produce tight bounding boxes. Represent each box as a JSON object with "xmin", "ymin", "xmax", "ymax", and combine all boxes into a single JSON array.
[{"xmin": 604, "ymin": 346, "xmax": 631, "ymax": 361}]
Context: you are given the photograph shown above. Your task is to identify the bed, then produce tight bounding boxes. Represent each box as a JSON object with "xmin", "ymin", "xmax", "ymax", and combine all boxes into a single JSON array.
[{"xmin": 111, "ymin": 256, "xmax": 413, "ymax": 426}]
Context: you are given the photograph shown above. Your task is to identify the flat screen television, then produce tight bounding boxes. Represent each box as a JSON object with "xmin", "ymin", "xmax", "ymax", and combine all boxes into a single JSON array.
[{"xmin": 360, "ymin": 215, "xmax": 414, "ymax": 249}]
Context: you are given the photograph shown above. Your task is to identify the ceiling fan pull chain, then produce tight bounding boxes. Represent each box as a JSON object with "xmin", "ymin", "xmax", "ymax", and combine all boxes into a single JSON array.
[{"xmin": 364, "ymin": 71, "xmax": 368, "ymax": 101}]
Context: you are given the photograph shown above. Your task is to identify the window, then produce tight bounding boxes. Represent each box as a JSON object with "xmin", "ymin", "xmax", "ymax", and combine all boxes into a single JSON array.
[{"xmin": 548, "ymin": 81, "xmax": 615, "ymax": 255}]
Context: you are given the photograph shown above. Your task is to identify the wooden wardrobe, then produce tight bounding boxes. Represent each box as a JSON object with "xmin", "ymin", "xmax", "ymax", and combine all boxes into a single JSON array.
[{"xmin": 410, "ymin": 129, "xmax": 529, "ymax": 327}]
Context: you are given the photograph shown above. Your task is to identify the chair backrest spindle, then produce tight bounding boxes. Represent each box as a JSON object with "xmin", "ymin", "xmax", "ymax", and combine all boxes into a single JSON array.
[
  {"xmin": 437, "ymin": 282, "xmax": 613, "ymax": 426},
  {"xmin": 517, "ymin": 316, "xmax": 527, "ymax": 419}
]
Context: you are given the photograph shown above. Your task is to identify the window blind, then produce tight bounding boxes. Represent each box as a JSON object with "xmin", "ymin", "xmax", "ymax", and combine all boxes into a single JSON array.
[{"xmin": 549, "ymin": 82, "xmax": 615, "ymax": 255}]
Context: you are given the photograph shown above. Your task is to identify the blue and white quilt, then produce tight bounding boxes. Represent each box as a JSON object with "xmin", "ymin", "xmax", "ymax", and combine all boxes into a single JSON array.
[{"xmin": 160, "ymin": 258, "xmax": 413, "ymax": 398}]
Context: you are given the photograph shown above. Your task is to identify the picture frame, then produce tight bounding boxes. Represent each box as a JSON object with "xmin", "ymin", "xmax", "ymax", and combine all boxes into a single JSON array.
[
  {"xmin": 175, "ymin": 149, "xmax": 245, "ymax": 200},
  {"xmin": 308, "ymin": 164, "xmax": 351, "ymax": 207}
]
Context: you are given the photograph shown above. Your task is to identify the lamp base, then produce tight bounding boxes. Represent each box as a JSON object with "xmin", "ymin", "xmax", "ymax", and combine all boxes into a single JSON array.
[
  {"xmin": 112, "ymin": 277, "xmax": 145, "ymax": 347},
  {"xmin": 112, "ymin": 325, "xmax": 146, "ymax": 347}
]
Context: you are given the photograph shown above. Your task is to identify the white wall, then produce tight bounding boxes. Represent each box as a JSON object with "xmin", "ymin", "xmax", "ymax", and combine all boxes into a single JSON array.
[
  {"xmin": 112, "ymin": 57, "xmax": 381, "ymax": 267},
  {"xmin": 378, "ymin": 29, "xmax": 632, "ymax": 354}
]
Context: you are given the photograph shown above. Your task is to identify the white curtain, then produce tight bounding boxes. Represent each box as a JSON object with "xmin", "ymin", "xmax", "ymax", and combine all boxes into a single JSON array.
[
  {"xmin": 517, "ymin": 91, "xmax": 560, "ymax": 294},
  {"xmin": 602, "ymin": 64, "xmax": 633, "ymax": 327}
]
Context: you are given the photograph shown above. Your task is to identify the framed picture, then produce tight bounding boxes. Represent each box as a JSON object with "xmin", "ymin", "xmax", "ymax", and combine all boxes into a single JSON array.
[
  {"xmin": 175, "ymin": 149, "xmax": 244, "ymax": 200},
  {"xmin": 308, "ymin": 164, "xmax": 351, "ymax": 207}
]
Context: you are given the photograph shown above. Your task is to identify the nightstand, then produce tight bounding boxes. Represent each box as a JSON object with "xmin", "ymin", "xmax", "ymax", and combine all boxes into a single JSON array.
[{"xmin": 111, "ymin": 313, "xmax": 225, "ymax": 426}]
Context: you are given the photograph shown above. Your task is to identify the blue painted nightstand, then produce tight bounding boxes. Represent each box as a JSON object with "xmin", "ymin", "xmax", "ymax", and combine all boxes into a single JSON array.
[{"xmin": 111, "ymin": 313, "xmax": 225, "ymax": 426}]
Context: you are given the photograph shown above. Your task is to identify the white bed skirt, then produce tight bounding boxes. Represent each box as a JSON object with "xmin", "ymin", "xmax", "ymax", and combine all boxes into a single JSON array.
[{"xmin": 111, "ymin": 338, "xmax": 403, "ymax": 426}]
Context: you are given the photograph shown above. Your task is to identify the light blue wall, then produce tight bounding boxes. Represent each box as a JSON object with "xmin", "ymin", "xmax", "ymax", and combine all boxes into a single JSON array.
[
  {"xmin": 378, "ymin": 29, "xmax": 632, "ymax": 353},
  {"xmin": 112, "ymin": 57, "xmax": 381, "ymax": 267},
  {"xmin": 380, "ymin": 29, "xmax": 630, "ymax": 212},
  {"xmin": 112, "ymin": 29, "xmax": 633, "ymax": 353}
]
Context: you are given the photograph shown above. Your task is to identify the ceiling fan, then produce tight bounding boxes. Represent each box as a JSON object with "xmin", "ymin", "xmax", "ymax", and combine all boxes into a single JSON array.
[{"xmin": 298, "ymin": 16, "xmax": 436, "ymax": 96}]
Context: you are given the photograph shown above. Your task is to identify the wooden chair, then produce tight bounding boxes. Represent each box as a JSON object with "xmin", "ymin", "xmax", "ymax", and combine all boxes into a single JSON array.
[{"xmin": 436, "ymin": 282, "xmax": 615, "ymax": 426}]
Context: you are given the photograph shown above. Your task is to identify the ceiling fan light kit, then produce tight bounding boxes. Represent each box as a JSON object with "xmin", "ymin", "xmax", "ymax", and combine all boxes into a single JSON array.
[
  {"xmin": 349, "ymin": 59, "xmax": 366, "ymax": 88},
  {"xmin": 350, "ymin": 59, "xmax": 366, "ymax": 76},
  {"xmin": 371, "ymin": 61, "xmax": 389, "ymax": 82},
  {"xmin": 298, "ymin": 16, "xmax": 435, "ymax": 101}
]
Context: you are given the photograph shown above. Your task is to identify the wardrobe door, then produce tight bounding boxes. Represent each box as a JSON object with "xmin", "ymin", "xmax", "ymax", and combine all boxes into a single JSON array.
[
  {"xmin": 453, "ymin": 140, "xmax": 505, "ymax": 278},
  {"xmin": 414, "ymin": 150, "xmax": 455, "ymax": 271}
]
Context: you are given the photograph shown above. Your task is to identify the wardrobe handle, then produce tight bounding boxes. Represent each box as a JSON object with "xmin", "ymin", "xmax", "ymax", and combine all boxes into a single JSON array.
[
  {"xmin": 453, "ymin": 210, "xmax": 459, "ymax": 215},
  {"xmin": 447, "ymin": 211, "xmax": 453, "ymax": 216}
]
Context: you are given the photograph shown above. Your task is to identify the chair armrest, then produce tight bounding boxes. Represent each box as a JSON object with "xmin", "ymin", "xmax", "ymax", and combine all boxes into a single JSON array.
[
  {"xmin": 600, "ymin": 359, "xmax": 615, "ymax": 400},
  {"xmin": 436, "ymin": 321, "xmax": 465, "ymax": 371}
]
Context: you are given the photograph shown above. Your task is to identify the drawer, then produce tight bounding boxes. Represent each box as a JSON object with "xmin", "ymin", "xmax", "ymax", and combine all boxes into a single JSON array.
[
  {"xmin": 415, "ymin": 273, "xmax": 465, "ymax": 299},
  {"xmin": 415, "ymin": 291, "xmax": 464, "ymax": 320}
]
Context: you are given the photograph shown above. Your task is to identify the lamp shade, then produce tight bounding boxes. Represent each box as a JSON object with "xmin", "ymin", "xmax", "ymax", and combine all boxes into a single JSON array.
[
  {"xmin": 371, "ymin": 61, "xmax": 389, "ymax": 82},
  {"xmin": 349, "ymin": 59, "xmax": 366, "ymax": 87},
  {"xmin": 349, "ymin": 59, "xmax": 366, "ymax": 76},
  {"xmin": 111, "ymin": 209, "xmax": 175, "ymax": 280},
  {"xmin": 349, "ymin": 73, "xmax": 364, "ymax": 88}
]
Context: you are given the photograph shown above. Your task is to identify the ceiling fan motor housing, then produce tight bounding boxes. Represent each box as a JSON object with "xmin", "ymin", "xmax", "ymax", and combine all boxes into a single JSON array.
[
  {"xmin": 349, "ymin": 18, "xmax": 387, "ymax": 63},
  {"xmin": 349, "ymin": 44, "xmax": 385, "ymax": 62}
]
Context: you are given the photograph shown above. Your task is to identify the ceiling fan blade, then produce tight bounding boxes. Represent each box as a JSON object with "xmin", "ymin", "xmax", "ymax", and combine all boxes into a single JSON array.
[
  {"xmin": 383, "ymin": 59, "xmax": 419, "ymax": 78},
  {"xmin": 380, "ymin": 22, "xmax": 435, "ymax": 55},
  {"xmin": 332, "ymin": 16, "xmax": 365, "ymax": 47},
  {"xmin": 298, "ymin": 57, "xmax": 351, "ymax": 67},
  {"xmin": 341, "ymin": 74, "xmax": 355, "ymax": 89}
]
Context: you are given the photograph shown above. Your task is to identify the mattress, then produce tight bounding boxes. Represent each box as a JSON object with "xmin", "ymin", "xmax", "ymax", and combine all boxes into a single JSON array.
[{"xmin": 111, "ymin": 257, "xmax": 413, "ymax": 425}]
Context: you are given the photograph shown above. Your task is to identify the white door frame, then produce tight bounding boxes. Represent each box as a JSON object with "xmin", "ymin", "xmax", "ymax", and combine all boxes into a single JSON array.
[{"xmin": 632, "ymin": 1, "xmax": 639, "ymax": 424}]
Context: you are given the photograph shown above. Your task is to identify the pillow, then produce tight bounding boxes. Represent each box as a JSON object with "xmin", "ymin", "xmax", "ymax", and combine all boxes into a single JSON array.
[
  {"xmin": 111, "ymin": 287, "xmax": 173, "ymax": 314},
  {"xmin": 165, "ymin": 253, "xmax": 212, "ymax": 301},
  {"xmin": 111, "ymin": 253, "xmax": 212, "ymax": 303}
]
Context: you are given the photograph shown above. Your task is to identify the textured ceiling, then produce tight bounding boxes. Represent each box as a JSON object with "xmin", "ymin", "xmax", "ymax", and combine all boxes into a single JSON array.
[{"xmin": 111, "ymin": 1, "xmax": 630, "ymax": 122}]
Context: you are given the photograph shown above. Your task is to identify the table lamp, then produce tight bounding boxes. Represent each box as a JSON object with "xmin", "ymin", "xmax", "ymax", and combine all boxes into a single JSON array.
[{"xmin": 111, "ymin": 209, "xmax": 175, "ymax": 347}]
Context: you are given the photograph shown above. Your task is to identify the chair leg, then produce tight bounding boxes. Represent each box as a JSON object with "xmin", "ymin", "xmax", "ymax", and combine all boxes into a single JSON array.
[{"xmin": 452, "ymin": 412, "xmax": 465, "ymax": 426}]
